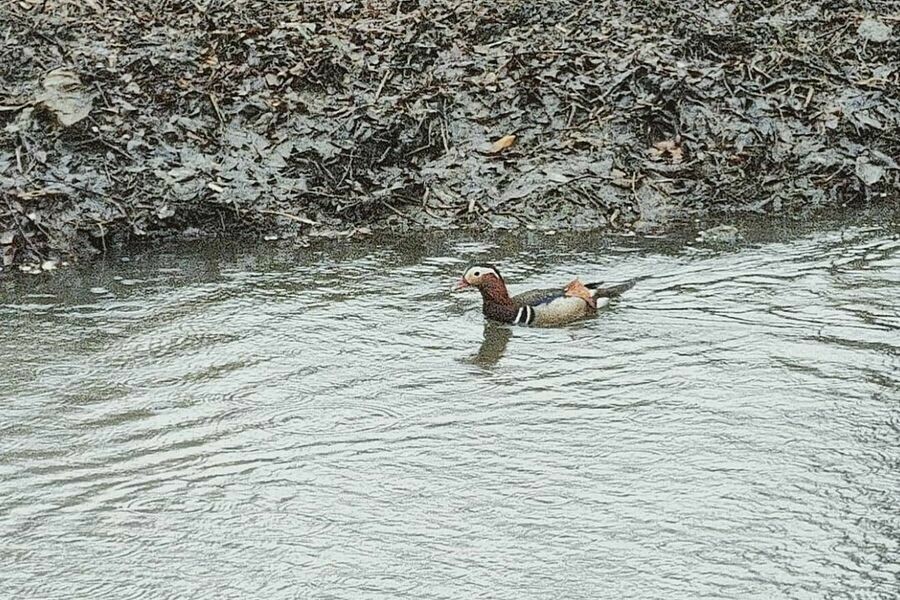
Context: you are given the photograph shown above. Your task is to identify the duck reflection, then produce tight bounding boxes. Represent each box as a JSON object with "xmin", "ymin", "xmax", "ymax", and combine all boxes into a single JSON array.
[{"xmin": 469, "ymin": 321, "xmax": 512, "ymax": 368}]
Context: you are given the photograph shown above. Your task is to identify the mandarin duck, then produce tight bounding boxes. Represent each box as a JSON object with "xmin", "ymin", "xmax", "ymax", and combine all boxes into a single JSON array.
[{"xmin": 453, "ymin": 264, "xmax": 634, "ymax": 327}]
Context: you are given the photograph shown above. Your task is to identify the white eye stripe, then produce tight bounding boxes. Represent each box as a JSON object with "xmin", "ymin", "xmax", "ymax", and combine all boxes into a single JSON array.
[{"xmin": 467, "ymin": 266, "xmax": 497, "ymax": 279}]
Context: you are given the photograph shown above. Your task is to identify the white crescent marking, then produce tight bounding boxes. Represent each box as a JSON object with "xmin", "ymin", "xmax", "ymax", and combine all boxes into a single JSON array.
[{"xmin": 513, "ymin": 306, "xmax": 525, "ymax": 324}]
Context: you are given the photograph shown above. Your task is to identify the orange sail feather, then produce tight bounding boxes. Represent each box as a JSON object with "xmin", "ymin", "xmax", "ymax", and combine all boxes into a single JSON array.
[{"xmin": 564, "ymin": 278, "xmax": 597, "ymax": 309}]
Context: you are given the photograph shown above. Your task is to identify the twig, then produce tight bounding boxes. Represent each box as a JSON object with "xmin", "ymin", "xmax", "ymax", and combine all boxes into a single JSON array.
[
  {"xmin": 380, "ymin": 200, "xmax": 425, "ymax": 225},
  {"xmin": 374, "ymin": 71, "xmax": 391, "ymax": 101},
  {"xmin": 98, "ymin": 223, "xmax": 107, "ymax": 254},
  {"xmin": 257, "ymin": 209, "xmax": 318, "ymax": 225},
  {"xmin": 93, "ymin": 82, "xmax": 113, "ymax": 109},
  {"xmin": 208, "ymin": 92, "xmax": 225, "ymax": 126}
]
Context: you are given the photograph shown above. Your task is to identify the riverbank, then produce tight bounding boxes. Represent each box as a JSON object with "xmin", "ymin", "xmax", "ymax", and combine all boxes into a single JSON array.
[{"xmin": 1, "ymin": 1, "xmax": 898, "ymax": 269}]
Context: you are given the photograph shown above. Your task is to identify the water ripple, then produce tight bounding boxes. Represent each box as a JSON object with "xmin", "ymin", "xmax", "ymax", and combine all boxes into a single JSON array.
[{"xmin": 1, "ymin": 220, "xmax": 898, "ymax": 599}]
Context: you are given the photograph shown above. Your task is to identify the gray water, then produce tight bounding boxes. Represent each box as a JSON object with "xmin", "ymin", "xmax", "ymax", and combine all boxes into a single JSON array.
[{"xmin": 1, "ymin": 217, "xmax": 898, "ymax": 600}]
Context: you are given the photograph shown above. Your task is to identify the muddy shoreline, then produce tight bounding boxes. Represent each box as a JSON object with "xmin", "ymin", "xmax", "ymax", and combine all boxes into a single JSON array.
[{"xmin": 1, "ymin": 1, "xmax": 898, "ymax": 269}]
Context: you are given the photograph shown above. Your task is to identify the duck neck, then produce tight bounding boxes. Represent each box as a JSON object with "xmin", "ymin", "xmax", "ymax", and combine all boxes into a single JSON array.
[{"xmin": 479, "ymin": 279, "xmax": 516, "ymax": 323}]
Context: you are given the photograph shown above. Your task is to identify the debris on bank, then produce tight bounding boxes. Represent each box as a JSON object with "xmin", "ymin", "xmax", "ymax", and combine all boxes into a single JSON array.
[
  {"xmin": 1, "ymin": 1, "xmax": 898, "ymax": 268},
  {"xmin": 696, "ymin": 224, "xmax": 741, "ymax": 245}
]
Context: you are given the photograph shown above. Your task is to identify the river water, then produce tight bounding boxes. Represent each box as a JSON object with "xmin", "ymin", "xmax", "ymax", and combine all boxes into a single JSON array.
[{"xmin": 1, "ymin": 215, "xmax": 898, "ymax": 599}]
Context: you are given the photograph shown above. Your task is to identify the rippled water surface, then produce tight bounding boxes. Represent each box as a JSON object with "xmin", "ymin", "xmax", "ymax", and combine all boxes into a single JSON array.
[{"xmin": 1, "ymin": 216, "xmax": 898, "ymax": 599}]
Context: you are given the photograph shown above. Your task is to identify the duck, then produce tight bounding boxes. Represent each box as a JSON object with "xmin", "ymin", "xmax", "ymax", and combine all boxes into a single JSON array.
[{"xmin": 452, "ymin": 264, "xmax": 634, "ymax": 327}]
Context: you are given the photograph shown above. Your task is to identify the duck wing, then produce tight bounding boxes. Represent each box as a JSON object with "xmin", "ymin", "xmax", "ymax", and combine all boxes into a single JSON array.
[
  {"xmin": 512, "ymin": 278, "xmax": 635, "ymax": 306},
  {"xmin": 510, "ymin": 287, "xmax": 567, "ymax": 307}
]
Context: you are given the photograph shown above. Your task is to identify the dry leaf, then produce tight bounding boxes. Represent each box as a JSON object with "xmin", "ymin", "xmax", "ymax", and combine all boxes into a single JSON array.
[
  {"xmin": 650, "ymin": 139, "xmax": 684, "ymax": 163},
  {"xmin": 855, "ymin": 158, "xmax": 884, "ymax": 186},
  {"xmin": 610, "ymin": 168, "xmax": 632, "ymax": 188},
  {"xmin": 37, "ymin": 69, "xmax": 94, "ymax": 127},
  {"xmin": 858, "ymin": 19, "xmax": 892, "ymax": 43},
  {"xmin": 2, "ymin": 245, "xmax": 15, "ymax": 267},
  {"xmin": 488, "ymin": 134, "xmax": 516, "ymax": 154}
]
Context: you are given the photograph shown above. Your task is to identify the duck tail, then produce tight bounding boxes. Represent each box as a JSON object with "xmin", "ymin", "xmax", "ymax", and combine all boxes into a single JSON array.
[{"xmin": 586, "ymin": 279, "xmax": 636, "ymax": 298}]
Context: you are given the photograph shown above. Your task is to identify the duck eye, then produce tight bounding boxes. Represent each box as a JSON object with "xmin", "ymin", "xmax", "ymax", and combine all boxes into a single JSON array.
[{"xmin": 473, "ymin": 270, "xmax": 480, "ymax": 277}]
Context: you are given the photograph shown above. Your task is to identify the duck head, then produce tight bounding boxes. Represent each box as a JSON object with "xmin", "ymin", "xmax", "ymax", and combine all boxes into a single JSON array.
[{"xmin": 452, "ymin": 265, "xmax": 510, "ymax": 299}]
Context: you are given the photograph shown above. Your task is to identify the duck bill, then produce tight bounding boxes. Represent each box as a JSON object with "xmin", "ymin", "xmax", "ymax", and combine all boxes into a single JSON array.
[{"xmin": 451, "ymin": 277, "xmax": 471, "ymax": 292}]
